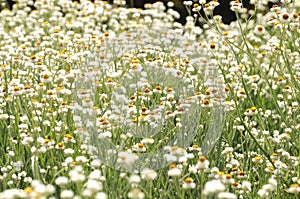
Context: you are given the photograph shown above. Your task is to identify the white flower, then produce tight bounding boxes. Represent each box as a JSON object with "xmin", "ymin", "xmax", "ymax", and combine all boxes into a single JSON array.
[
  {"xmin": 141, "ymin": 168, "xmax": 157, "ymax": 181},
  {"xmin": 69, "ymin": 169, "xmax": 86, "ymax": 183},
  {"xmin": 65, "ymin": 157, "xmax": 74, "ymax": 165},
  {"xmin": 203, "ymin": 180, "xmax": 225, "ymax": 195},
  {"xmin": 117, "ymin": 151, "xmax": 138, "ymax": 168},
  {"xmin": 95, "ymin": 192, "xmax": 108, "ymax": 199},
  {"xmin": 141, "ymin": 138, "xmax": 154, "ymax": 144},
  {"xmin": 268, "ymin": 178, "xmax": 277, "ymax": 188},
  {"xmin": 288, "ymin": 184, "xmax": 300, "ymax": 194},
  {"xmin": 252, "ymin": 156, "xmax": 263, "ymax": 164},
  {"xmin": 183, "ymin": 1, "xmax": 193, "ymax": 6},
  {"xmin": 60, "ymin": 190, "xmax": 74, "ymax": 199},
  {"xmin": 164, "ymin": 154, "xmax": 177, "ymax": 163},
  {"xmin": 222, "ymin": 147, "xmax": 234, "ymax": 155},
  {"xmin": 218, "ymin": 192, "xmax": 237, "ymax": 199},
  {"xmin": 120, "ymin": 173, "xmax": 127, "ymax": 179},
  {"xmin": 258, "ymin": 188, "xmax": 269, "ymax": 198},
  {"xmin": 55, "ymin": 176, "xmax": 69, "ymax": 186},
  {"xmin": 90, "ymin": 159, "xmax": 102, "ymax": 168},
  {"xmin": 279, "ymin": 12, "xmax": 291, "ymax": 24},
  {"xmin": 132, "ymin": 143, "xmax": 146, "ymax": 152},
  {"xmin": 40, "ymin": 71, "xmax": 52, "ymax": 83},
  {"xmin": 170, "ymin": 147, "xmax": 186, "ymax": 157},
  {"xmin": 188, "ymin": 166, "xmax": 198, "ymax": 174},
  {"xmin": 85, "ymin": 179, "xmax": 102, "ymax": 192},
  {"xmin": 280, "ymin": 0, "xmax": 292, "ymax": 3},
  {"xmin": 45, "ymin": 185, "xmax": 55, "ymax": 195},
  {"xmin": 167, "ymin": 1, "xmax": 174, "ymax": 7},
  {"xmin": 24, "ymin": 177, "xmax": 32, "ymax": 183},
  {"xmin": 82, "ymin": 189, "xmax": 93, "ymax": 198},
  {"xmin": 196, "ymin": 156, "xmax": 210, "ymax": 170},
  {"xmin": 128, "ymin": 189, "xmax": 144, "ymax": 199},
  {"xmin": 241, "ymin": 181, "xmax": 252, "ymax": 192},
  {"xmin": 7, "ymin": 151, "xmax": 15, "ymax": 157},
  {"xmin": 75, "ymin": 156, "xmax": 87, "ymax": 164},
  {"xmin": 230, "ymin": 2, "xmax": 242, "ymax": 12},
  {"xmin": 182, "ymin": 178, "xmax": 196, "ymax": 189},
  {"xmin": 128, "ymin": 174, "xmax": 141, "ymax": 184},
  {"xmin": 167, "ymin": 167, "xmax": 181, "ymax": 177},
  {"xmin": 254, "ymin": 25, "xmax": 266, "ymax": 35},
  {"xmin": 64, "ymin": 148, "xmax": 74, "ymax": 156},
  {"xmin": 0, "ymin": 189, "xmax": 21, "ymax": 199},
  {"xmin": 35, "ymin": 184, "xmax": 48, "ymax": 194},
  {"xmin": 89, "ymin": 169, "xmax": 102, "ymax": 180},
  {"xmin": 0, "ymin": 114, "xmax": 9, "ymax": 120}
]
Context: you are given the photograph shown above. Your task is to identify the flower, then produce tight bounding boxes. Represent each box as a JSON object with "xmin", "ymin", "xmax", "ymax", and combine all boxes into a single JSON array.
[
  {"xmin": 128, "ymin": 189, "xmax": 144, "ymax": 199},
  {"xmin": 69, "ymin": 167, "xmax": 86, "ymax": 183},
  {"xmin": 141, "ymin": 168, "xmax": 157, "ymax": 181},
  {"xmin": 218, "ymin": 192, "xmax": 237, "ymax": 199},
  {"xmin": 245, "ymin": 106, "xmax": 258, "ymax": 116},
  {"xmin": 141, "ymin": 138, "xmax": 154, "ymax": 144},
  {"xmin": 89, "ymin": 169, "xmax": 102, "ymax": 180},
  {"xmin": 168, "ymin": 164, "xmax": 182, "ymax": 177},
  {"xmin": 182, "ymin": 177, "xmax": 196, "ymax": 189},
  {"xmin": 223, "ymin": 174, "xmax": 235, "ymax": 184},
  {"xmin": 84, "ymin": 179, "xmax": 102, "ymax": 193},
  {"xmin": 230, "ymin": 1, "xmax": 242, "ymax": 12},
  {"xmin": 279, "ymin": 12, "xmax": 291, "ymax": 24},
  {"xmin": 55, "ymin": 176, "xmax": 69, "ymax": 187},
  {"xmin": 128, "ymin": 174, "xmax": 141, "ymax": 185},
  {"xmin": 258, "ymin": 188, "xmax": 269, "ymax": 198},
  {"xmin": 254, "ymin": 25, "xmax": 266, "ymax": 35},
  {"xmin": 60, "ymin": 190, "xmax": 74, "ymax": 199},
  {"xmin": 192, "ymin": 3, "xmax": 202, "ymax": 12},
  {"xmin": 132, "ymin": 143, "xmax": 146, "ymax": 152},
  {"xmin": 117, "ymin": 151, "xmax": 138, "ymax": 168},
  {"xmin": 196, "ymin": 156, "xmax": 210, "ymax": 170},
  {"xmin": 288, "ymin": 184, "xmax": 300, "ymax": 194},
  {"xmin": 241, "ymin": 181, "xmax": 252, "ymax": 192},
  {"xmin": 252, "ymin": 156, "xmax": 263, "ymax": 164},
  {"xmin": 203, "ymin": 180, "xmax": 226, "ymax": 195},
  {"xmin": 95, "ymin": 192, "xmax": 108, "ymax": 199},
  {"xmin": 64, "ymin": 148, "xmax": 74, "ymax": 156}
]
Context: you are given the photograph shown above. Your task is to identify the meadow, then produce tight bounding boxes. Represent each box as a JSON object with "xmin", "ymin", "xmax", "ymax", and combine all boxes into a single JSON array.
[{"xmin": 0, "ymin": 0, "xmax": 299, "ymax": 198}]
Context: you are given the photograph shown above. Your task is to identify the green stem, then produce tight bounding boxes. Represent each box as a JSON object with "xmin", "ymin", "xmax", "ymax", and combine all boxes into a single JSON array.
[{"xmin": 129, "ymin": 0, "xmax": 134, "ymax": 8}]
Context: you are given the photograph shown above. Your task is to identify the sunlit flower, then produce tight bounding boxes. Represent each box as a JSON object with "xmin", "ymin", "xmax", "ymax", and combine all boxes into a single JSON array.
[
  {"xmin": 196, "ymin": 156, "xmax": 210, "ymax": 170},
  {"xmin": 182, "ymin": 177, "xmax": 196, "ymax": 189},
  {"xmin": 141, "ymin": 168, "xmax": 157, "ymax": 181},
  {"xmin": 279, "ymin": 12, "xmax": 291, "ymax": 24},
  {"xmin": 69, "ymin": 166, "xmax": 86, "ymax": 183},
  {"xmin": 95, "ymin": 192, "xmax": 108, "ymax": 199},
  {"xmin": 252, "ymin": 156, "xmax": 263, "ymax": 164},
  {"xmin": 55, "ymin": 176, "xmax": 69, "ymax": 187},
  {"xmin": 203, "ymin": 179, "xmax": 226, "ymax": 195},
  {"xmin": 141, "ymin": 138, "xmax": 154, "ymax": 145},
  {"xmin": 288, "ymin": 183, "xmax": 300, "ymax": 194},
  {"xmin": 254, "ymin": 25, "xmax": 266, "ymax": 35},
  {"xmin": 245, "ymin": 106, "xmax": 258, "ymax": 116},
  {"xmin": 168, "ymin": 164, "xmax": 182, "ymax": 177},
  {"xmin": 230, "ymin": 1, "xmax": 242, "ymax": 12},
  {"xmin": 84, "ymin": 179, "xmax": 102, "ymax": 193}
]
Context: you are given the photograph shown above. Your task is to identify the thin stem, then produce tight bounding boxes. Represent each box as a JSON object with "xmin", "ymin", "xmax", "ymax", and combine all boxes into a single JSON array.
[{"xmin": 129, "ymin": 0, "xmax": 134, "ymax": 8}]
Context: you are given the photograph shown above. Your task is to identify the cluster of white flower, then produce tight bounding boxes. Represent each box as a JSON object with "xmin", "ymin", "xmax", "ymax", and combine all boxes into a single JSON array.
[{"xmin": 0, "ymin": 0, "xmax": 299, "ymax": 198}]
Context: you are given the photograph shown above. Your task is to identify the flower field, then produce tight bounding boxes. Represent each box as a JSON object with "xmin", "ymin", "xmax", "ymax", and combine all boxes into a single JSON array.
[{"xmin": 0, "ymin": 0, "xmax": 299, "ymax": 198}]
